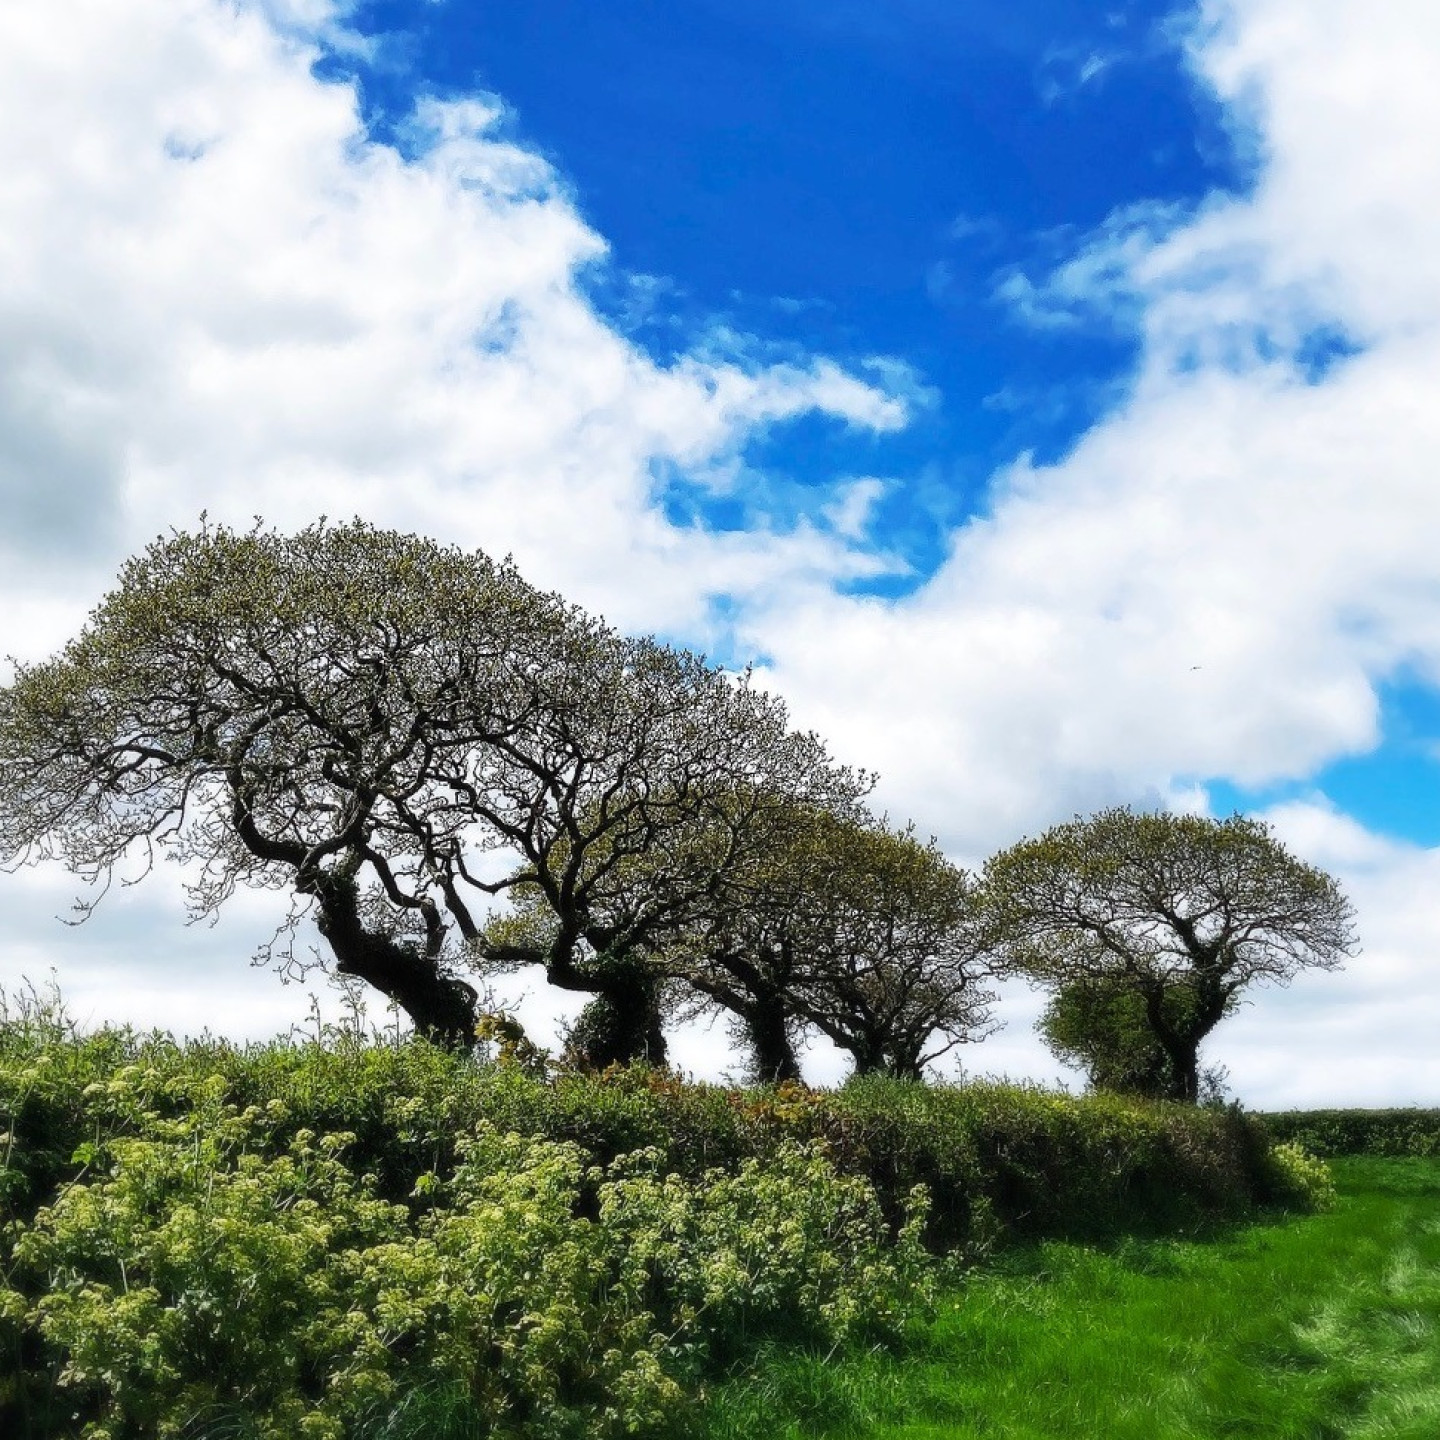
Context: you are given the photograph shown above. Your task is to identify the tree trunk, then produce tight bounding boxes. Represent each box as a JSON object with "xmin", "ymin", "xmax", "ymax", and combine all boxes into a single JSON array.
[
  {"xmin": 551, "ymin": 950, "xmax": 668, "ymax": 1068},
  {"xmin": 311, "ymin": 878, "xmax": 478, "ymax": 1051},
  {"xmin": 881, "ymin": 1043, "xmax": 926, "ymax": 1083},
  {"xmin": 1142, "ymin": 982, "xmax": 1200, "ymax": 1104},
  {"xmin": 744, "ymin": 997, "xmax": 803, "ymax": 1084},
  {"xmin": 843, "ymin": 1040, "xmax": 887, "ymax": 1078},
  {"xmin": 1168, "ymin": 1045, "xmax": 1201, "ymax": 1104}
]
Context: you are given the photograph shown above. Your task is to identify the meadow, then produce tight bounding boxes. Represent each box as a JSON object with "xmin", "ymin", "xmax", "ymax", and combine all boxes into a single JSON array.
[
  {"xmin": 698, "ymin": 1156, "xmax": 1440, "ymax": 1440},
  {"xmin": 0, "ymin": 998, "xmax": 1411, "ymax": 1440}
]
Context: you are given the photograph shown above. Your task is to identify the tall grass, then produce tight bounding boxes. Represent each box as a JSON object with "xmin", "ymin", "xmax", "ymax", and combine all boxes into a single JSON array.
[{"xmin": 695, "ymin": 1157, "xmax": 1440, "ymax": 1440}]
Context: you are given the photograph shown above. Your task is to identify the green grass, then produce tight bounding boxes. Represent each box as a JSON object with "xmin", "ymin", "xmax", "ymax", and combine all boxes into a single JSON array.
[{"xmin": 693, "ymin": 1158, "xmax": 1440, "ymax": 1440}]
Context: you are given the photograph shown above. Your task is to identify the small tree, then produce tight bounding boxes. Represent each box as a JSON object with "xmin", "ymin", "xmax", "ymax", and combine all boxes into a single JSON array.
[
  {"xmin": 661, "ymin": 810, "xmax": 998, "ymax": 1082},
  {"xmin": 982, "ymin": 807, "xmax": 1357, "ymax": 1103},
  {"xmin": 1038, "ymin": 974, "xmax": 1234, "ymax": 1102}
]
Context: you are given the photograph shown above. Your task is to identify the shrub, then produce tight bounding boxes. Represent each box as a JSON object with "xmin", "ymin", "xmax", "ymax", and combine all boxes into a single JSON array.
[
  {"xmin": 2, "ymin": 1068, "xmax": 928, "ymax": 1439},
  {"xmin": 816, "ymin": 1077, "xmax": 1280, "ymax": 1250},
  {"xmin": 1260, "ymin": 1109, "xmax": 1440, "ymax": 1158},
  {"xmin": 1262, "ymin": 1140, "xmax": 1337, "ymax": 1211}
]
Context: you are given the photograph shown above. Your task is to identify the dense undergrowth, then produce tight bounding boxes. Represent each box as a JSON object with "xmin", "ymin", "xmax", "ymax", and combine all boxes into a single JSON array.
[{"xmin": 0, "ymin": 996, "xmax": 1328, "ymax": 1439}]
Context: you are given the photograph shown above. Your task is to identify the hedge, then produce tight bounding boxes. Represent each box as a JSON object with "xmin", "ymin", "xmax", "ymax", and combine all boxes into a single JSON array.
[
  {"xmin": 1260, "ymin": 1108, "xmax": 1440, "ymax": 1157},
  {"xmin": 0, "ymin": 1013, "xmax": 1327, "ymax": 1438}
]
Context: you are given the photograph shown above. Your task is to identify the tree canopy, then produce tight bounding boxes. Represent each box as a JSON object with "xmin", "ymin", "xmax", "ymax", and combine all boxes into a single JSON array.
[
  {"xmin": 470, "ymin": 646, "xmax": 869, "ymax": 1066},
  {"xmin": 0, "ymin": 521, "xmax": 867, "ymax": 1060},
  {"xmin": 1, "ymin": 525, "xmax": 1363, "ymax": 1087},
  {"xmin": 658, "ymin": 808, "xmax": 997, "ymax": 1081},
  {"xmin": 981, "ymin": 807, "xmax": 1357, "ymax": 1102},
  {"xmin": 0, "ymin": 521, "xmax": 587, "ymax": 1046}
]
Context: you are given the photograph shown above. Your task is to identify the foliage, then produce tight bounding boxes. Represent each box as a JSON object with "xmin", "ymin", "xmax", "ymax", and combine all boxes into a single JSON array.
[
  {"xmin": 1263, "ymin": 1139, "xmax": 1337, "ymax": 1210},
  {"xmin": 0, "ymin": 999, "xmax": 1329, "ymax": 1438},
  {"xmin": 472, "ymin": 650, "xmax": 871, "ymax": 1070},
  {"xmin": 0, "ymin": 521, "xmax": 581, "ymax": 1047},
  {"xmin": 1038, "ymin": 973, "xmax": 1233, "ymax": 1102},
  {"xmin": 982, "ymin": 807, "xmax": 1356, "ymax": 1103},
  {"xmin": 0, "ymin": 1068, "xmax": 919, "ymax": 1438},
  {"xmin": 1260, "ymin": 1108, "xmax": 1440, "ymax": 1157},
  {"xmin": 822, "ymin": 1075, "xmax": 1280, "ymax": 1249}
]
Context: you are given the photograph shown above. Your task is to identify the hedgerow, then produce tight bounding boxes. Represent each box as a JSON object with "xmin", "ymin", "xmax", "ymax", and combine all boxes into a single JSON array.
[
  {"xmin": 1260, "ymin": 1108, "xmax": 1440, "ymax": 1157},
  {"xmin": 0, "ymin": 1005, "xmax": 1327, "ymax": 1438}
]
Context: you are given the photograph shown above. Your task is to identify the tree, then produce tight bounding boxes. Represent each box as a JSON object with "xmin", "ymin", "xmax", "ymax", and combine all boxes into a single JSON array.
[
  {"xmin": 0, "ymin": 521, "xmax": 864, "ymax": 1062},
  {"xmin": 1037, "ymin": 973, "xmax": 1234, "ymax": 1102},
  {"xmin": 468, "ymin": 638, "xmax": 870, "ymax": 1069},
  {"xmin": 981, "ymin": 807, "xmax": 1357, "ymax": 1103},
  {"xmin": 0, "ymin": 521, "xmax": 579, "ymax": 1048},
  {"xmin": 658, "ymin": 810, "xmax": 999, "ymax": 1081}
]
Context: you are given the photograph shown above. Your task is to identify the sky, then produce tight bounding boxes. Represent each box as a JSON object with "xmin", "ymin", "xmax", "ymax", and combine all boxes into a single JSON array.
[{"xmin": 2, "ymin": 0, "xmax": 1440, "ymax": 1107}]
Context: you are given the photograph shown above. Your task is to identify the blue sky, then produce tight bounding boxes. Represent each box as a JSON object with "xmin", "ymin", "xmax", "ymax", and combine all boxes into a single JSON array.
[
  {"xmin": 340, "ymin": 0, "xmax": 1242, "ymax": 584},
  {"xmin": 321, "ymin": 0, "xmax": 1438, "ymax": 848},
  {"xmin": 2, "ymin": 0, "xmax": 1440, "ymax": 1102}
]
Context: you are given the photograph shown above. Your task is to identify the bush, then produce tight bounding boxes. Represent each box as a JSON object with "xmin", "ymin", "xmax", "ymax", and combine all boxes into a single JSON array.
[
  {"xmin": 1260, "ymin": 1109, "xmax": 1440, "ymax": 1158},
  {"xmin": 0, "ymin": 1005, "xmax": 1323, "ymax": 1438},
  {"xmin": 814, "ymin": 1077, "xmax": 1281, "ymax": 1250},
  {"xmin": 1263, "ymin": 1140, "xmax": 1337, "ymax": 1211},
  {"xmin": 1, "ymin": 1065, "xmax": 926, "ymax": 1439}
]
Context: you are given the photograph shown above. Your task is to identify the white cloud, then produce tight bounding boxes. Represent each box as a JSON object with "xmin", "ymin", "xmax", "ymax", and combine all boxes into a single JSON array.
[
  {"xmin": 1036, "ymin": 43, "xmax": 1120, "ymax": 107},
  {"xmin": 0, "ymin": 0, "xmax": 908, "ymax": 664},
  {"xmin": 1211, "ymin": 801, "xmax": 1440, "ymax": 1107},
  {"xmin": 754, "ymin": 0, "xmax": 1440, "ymax": 870},
  {"xmin": 994, "ymin": 201, "xmax": 1192, "ymax": 332},
  {"xmin": 0, "ymin": 0, "xmax": 911, "ymax": 1051},
  {"xmin": 730, "ymin": 0, "xmax": 1440, "ymax": 1103},
  {"xmin": 738, "ymin": 0, "xmax": 1440, "ymax": 1102}
]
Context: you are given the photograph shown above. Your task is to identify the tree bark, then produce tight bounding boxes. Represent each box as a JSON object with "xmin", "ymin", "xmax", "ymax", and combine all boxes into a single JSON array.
[
  {"xmin": 549, "ymin": 950, "xmax": 668, "ymax": 1068},
  {"xmin": 843, "ymin": 1040, "xmax": 887, "ymax": 1078},
  {"xmin": 744, "ymin": 996, "xmax": 803, "ymax": 1084},
  {"xmin": 310, "ymin": 875, "xmax": 479, "ymax": 1051},
  {"xmin": 1141, "ymin": 982, "xmax": 1199, "ymax": 1103}
]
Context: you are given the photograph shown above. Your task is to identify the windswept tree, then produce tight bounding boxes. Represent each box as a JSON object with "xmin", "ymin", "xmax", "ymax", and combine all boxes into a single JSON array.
[
  {"xmin": 653, "ymin": 810, "xmax": 999, "ymax": 1081},
  {"xmin": 790, "ymin": 819, "xmax": 999, "ymax": 1080},
  {"xmin": 0, "ymin": 521, "xmax": 581, "ymax": 1048},
  {"xmin": 981, "ymin": 808, "xmax": 1357, "ymax": 1103},
  {"xmin": 0, "ymin": 519, "xmax": 869, "ymax": 1062},
  {"xmin": 480, "ymin": 756, "xmax": 872, "ymax": 1072}
]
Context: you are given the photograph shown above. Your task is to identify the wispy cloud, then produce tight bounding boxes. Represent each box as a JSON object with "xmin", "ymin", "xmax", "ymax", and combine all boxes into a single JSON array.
[
  {"xmin": 1036, "ymin": 43, "xmax": 1119, "ymax": 106},
  {"xmin": 992, "ymin": 201, "xmax": 1193, "ymax": 332}
]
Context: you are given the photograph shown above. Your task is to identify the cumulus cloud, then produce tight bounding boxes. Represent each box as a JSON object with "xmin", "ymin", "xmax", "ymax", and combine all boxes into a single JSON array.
[
  {"xmin": 756, "ymin": 0, "xmax": 1440, "ymax": 853},
  {"xmin": 0, "ymin": 0, "xmax": 908, "ymax": 664},
  {"xmin": 1212, "ymin": 801, "xmax": 1440, "ymax": 1106},
  {"xmin": 731, "ymin": 0, "xmax": 1440, "ymax": 1100},
  {"xmin": 0, "ymin": 0, "xmax": 911, "ymax": 1046}
]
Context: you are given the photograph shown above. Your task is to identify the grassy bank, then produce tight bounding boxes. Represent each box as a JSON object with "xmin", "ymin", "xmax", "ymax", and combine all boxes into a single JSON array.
[{"xmin": 698, "ymin": 1156, "xmax": 1440, "ymax": 1440}]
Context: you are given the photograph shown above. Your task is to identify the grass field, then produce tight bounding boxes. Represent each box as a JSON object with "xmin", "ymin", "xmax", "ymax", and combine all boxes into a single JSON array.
[{"xmin": 695, "ymin": 1157, "xmax": 1440, "ymax": 1440}]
